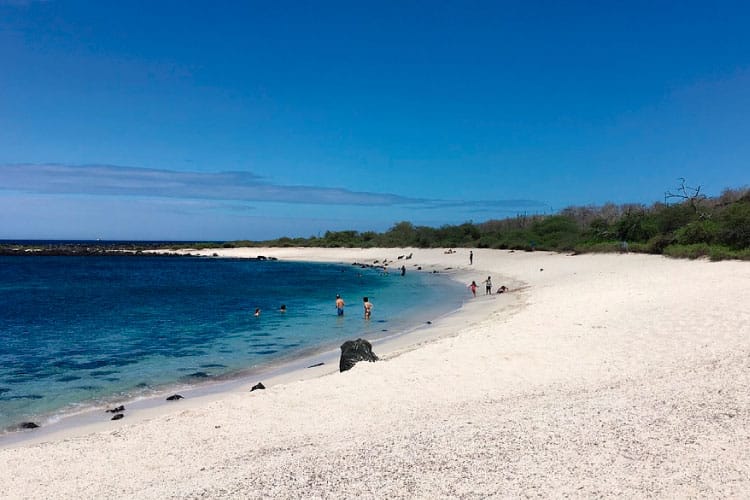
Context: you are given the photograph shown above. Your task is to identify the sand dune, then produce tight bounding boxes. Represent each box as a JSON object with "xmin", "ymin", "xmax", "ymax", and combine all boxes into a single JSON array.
[{"xmin": 1, "ymin": 248, "xmax": 749, "ymax": 498}]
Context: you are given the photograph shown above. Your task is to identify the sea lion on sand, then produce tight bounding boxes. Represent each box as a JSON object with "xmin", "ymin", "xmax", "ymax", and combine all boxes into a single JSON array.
[
  {"xmin": 166, "ymin": 394, "xmax": 184, "ymax": 401},
  {"xmin": 111, "ymin": 413, "xmax": 124, "ymax": 421},
  {"xmin": 250, "ymin": 382, "xmax": 266, "ymax": 392},
  {"xmin": 105, "ymin": 405, "xmax": 125, "ymax": 413}
]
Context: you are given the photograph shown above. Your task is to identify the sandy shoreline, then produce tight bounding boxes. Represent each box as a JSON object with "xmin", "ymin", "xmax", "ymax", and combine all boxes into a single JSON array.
[{"xmin": 1, "ymin": 248, "xmax": 749, "ymax": 498}]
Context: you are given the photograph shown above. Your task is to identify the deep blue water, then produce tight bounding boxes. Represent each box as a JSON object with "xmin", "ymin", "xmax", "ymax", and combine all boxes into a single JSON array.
[{"xmin": 0, "ymin": 256, "xmax": 462, "ymax": 431}]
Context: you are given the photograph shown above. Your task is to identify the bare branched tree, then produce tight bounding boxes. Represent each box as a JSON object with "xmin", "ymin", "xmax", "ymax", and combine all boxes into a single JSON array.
[{"xmin": 664, "ymin": 178, "xmax": 707, "ymax": 214}]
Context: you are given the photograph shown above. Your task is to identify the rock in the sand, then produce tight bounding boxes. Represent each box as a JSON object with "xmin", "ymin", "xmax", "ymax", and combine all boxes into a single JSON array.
[
  {"xmin": 339, "ymin": 338, "xmax": 379, "ymax": 372},
  {"xmin": 19, "ymin": 422, "xmax": 39, "ymax": 429},
  {"xmin": 111, "ymin": 413, "xmax": 124, "ymax": 421},
  {"xmin": 166, "ymin": 394, "xmax": 184, "ymax": 401},
  {"xmin": 105, "ymin": 405, "xmax": 125, "ymax": 413},
  {"xmin": 250, "ymin": 382, "xmax": 265, "ymax": 392}
]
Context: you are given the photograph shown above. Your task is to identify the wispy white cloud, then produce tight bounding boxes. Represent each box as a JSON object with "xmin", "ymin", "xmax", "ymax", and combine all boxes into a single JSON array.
[
  {"xmin": 0, "ymin": 163, "xmax": 419, "ymax": 206},
  {"xmin": 0, "ymin": 163, "xmax": 549, "ymax": 215}
]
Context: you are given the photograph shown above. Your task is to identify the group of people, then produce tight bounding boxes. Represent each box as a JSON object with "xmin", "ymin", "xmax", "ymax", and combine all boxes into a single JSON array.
[
  {"xmin": 254, "ymin": 304, "xmax": 285, "ymax": 317},
  {"xmin": 336, "ymin": 294, "xmax": 372, "ymax": 319},
  {"xmin": 468, "ymin": 276, "xmax": 508, "ymax": 297},
  {"xmin": 254, "ymin": 296, "xmax": 372, "ymax": 319}
]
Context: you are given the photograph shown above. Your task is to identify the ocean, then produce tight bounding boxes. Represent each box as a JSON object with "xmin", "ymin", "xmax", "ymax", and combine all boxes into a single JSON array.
[{"xmin": 0, "ymin": 255, "xmax": 463, "ymax": 432}]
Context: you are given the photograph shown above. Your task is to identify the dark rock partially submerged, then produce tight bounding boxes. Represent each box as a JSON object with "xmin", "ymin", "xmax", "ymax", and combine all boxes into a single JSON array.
[{"xmin": 339, "ymin": 338, "xmax": 379, "ymax": 372}]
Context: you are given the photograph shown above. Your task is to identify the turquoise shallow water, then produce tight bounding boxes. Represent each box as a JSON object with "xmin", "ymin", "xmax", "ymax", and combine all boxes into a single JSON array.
[{"xmin": 0, "ymin": 255, "xmax": 463, "ymax": 431}]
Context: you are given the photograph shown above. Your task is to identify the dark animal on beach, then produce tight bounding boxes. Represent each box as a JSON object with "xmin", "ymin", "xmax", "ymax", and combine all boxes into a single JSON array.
[
  {"xmin": 397, "ymin": 255, "xmax": 404, "ymax": 260},
  {"xmin": 111, "ymin": 413, "xmax": 124, "ymax": 421},
  {"xmin": 166, "ymin": 394, "xmax": 184, "ymax": 401},
  {"xmin": 105, "ymin": 405, "xmax": 125, "ymax": 413},
  {"xmin": 250, "ymin": 382, "xmax": 266, "ymax": 392},
  {"xmin": 19, "ymin": 422, "xmax": 39, "ymax": 429},
  {"xmin": 307, "ymin": 362, "xmax": 325, "ymax": 368},
  {"xmin": 339, "ymin": 338, "xmax": 379, "ymax": 372},
  {"xmin": 405, "ymin": 253, "xmax": 413, "ymax": 259}
]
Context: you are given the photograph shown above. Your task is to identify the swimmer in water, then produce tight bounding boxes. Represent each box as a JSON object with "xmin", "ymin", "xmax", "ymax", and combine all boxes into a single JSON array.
[
  {"xmin": 363, "ymin": 297, "xmax": 372, "ymax": 320},
  {"xmin": 336, "ymin": 294, "xmax": 345, "ymax": 316}
]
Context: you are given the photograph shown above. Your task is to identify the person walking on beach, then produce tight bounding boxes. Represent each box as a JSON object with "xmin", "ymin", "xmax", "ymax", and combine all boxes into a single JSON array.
[
  {"xmin": 335, "ymin": 294, "xmax": 345, "ymax": 316},
  {"xmin": 469, "ymin": 251, "xmax": 473, "ymax": 265},
  {"xmin": 469, "ymin": 280, "xmax": 477, "ymax": 297},
  {"xmin": 363, "ymin": 297, "xmax": 373, "ymax": 320},
  {"xmin": 483, "ymin": 276, "xmax": 492, "ymax": 295}
]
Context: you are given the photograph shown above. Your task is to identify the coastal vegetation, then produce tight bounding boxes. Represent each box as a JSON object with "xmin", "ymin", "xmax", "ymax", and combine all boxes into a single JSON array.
[{"xmin": 248, "ymin": 183, "xmax": 750, "ymax": 261}]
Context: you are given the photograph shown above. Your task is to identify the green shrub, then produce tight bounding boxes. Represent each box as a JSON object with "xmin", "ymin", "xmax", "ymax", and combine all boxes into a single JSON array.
[
  {"xmin": 573, "ymin": 241, "xmax": 622, "ymax": 253},
  {"xmin": 663, "ymin": 244, "xmax": 750, "ymax": 261},
  {"xmin": 663, "ymin": 244, "xmax": 711, "ymax": 259},
  {"xmin": 616, "ymin": 210, "xmax": 658, "ymax": 242},
  {"xmin": 645, "ymin": 234, "xmax": 675, "ymax": 254},
  {"xmin": 653, "ymin": 203, "xmax": 698, "ymax": 233},
  {"xmin": 675, "ymin": 220, "xmax": 719, "ymax": 245},
  {"xmin": 716, "ymin": 201, "xmax": 750, "ymax": 249}
]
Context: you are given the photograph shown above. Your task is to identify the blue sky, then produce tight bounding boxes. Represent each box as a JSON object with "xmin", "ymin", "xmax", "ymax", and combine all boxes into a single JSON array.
[{"xmin": 1, "ymin": 1, "xmax": 748, "ymax": 240}]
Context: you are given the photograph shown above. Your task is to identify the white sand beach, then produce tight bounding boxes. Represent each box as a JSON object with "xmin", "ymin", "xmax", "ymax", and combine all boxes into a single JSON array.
[{"xmin": 1, "ymin": 248, "xmax": 749, "ymax": 498}]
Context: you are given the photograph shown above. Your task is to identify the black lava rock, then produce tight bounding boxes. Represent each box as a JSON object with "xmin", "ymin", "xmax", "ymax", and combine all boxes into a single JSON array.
[{"xmin": 339, "ymin": 338, "xmax": 379, "ymax": 372}]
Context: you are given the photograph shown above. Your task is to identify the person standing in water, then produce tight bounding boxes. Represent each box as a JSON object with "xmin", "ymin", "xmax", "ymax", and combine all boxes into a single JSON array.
[
  {"xmin": 335, "ymin": 294, "xmax": 345, "ymax": 316},
  {"xmin": 363, "ymin": 297, "xmax": 373, "ymax": 320},
  {"xmin": 469, "ymin": 280, "xmax": 477, "ymax": 297},
  {"xmin": 400, "ymin": 265, "xmax": 406, "ymax": 276}
]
